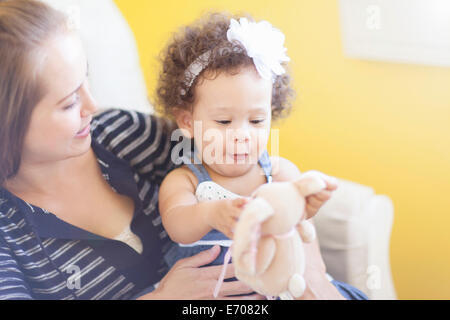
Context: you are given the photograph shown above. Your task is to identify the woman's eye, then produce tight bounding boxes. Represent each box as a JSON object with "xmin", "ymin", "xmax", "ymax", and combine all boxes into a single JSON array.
[
  {"xmin": 250, "ymin": 119, "xmax": 265, "ymax": 124},
  {"xmin": 63, "ymin": 93, "xmax": 80, "ymax": 110},
  {"xmin": 215, "ymin": 120, "xmax": 231, "ymax": 125},
  {"xmin": 63, "ymin": 103, "xmax": 76, "ymax": 110}
]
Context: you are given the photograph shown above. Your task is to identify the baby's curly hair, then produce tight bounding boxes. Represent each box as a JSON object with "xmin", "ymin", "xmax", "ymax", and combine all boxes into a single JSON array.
[{"xmin": 155, "ymin": 12, "xmax": 295, "ymax": 121}]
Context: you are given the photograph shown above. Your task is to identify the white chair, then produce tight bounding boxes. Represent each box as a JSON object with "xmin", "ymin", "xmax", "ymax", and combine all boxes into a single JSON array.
[
  {"xmin": 43, "ymin": 0, "xmax": 397, "ymax": 300},
  {"xmin": 314, "ymin": 179, "xmax": 396, "ymax": 299}
]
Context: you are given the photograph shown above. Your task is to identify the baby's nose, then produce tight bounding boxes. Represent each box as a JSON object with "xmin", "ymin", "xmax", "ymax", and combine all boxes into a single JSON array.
[{"xmin": 232, "ymin": 129, "xmax": 250, "ymax": 143}]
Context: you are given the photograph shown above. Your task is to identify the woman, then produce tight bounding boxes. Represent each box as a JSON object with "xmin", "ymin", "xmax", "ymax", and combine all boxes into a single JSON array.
[{"xmin": 0, "ymin": 0, "xmax": 364, "ymax": 300}]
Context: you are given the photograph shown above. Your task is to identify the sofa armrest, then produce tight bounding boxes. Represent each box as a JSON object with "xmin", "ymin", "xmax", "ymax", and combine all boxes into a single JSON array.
[{"xmin": 313, "ymin": 179, "xmax": 396, "ymax": 300}]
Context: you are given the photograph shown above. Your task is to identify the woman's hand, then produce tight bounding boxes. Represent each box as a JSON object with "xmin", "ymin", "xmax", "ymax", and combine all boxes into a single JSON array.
[
  {"xmin": 138, "ymin": 245, "xmax": 263, "ymax": 300},
  {"xmin": 205, "ymin": 198, "xmax": 249, "ymax": 239},
  {"xmin": 295, "ymin": 226, "xmax": 345, "ymax": 300}
]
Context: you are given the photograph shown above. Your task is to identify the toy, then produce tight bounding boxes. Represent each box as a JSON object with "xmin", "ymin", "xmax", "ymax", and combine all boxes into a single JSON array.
[{"xmin": 232, "ymin": 171, "xmax": 329, "ymax": 299}]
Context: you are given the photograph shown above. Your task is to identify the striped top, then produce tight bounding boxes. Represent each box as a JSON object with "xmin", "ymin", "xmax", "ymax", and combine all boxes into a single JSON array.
[{"xmin": 0, "ymin": 109, "xmax": 179, "ymax": 300}]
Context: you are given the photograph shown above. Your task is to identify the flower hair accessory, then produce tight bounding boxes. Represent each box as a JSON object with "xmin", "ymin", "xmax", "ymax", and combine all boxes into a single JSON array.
[
  {"xmin": 227, "ymin": 18, "xmax": 290, "ymax": 81},
  {"xmin": 181, "ymin": 17, "xmax": 290, "ymax": 95}
]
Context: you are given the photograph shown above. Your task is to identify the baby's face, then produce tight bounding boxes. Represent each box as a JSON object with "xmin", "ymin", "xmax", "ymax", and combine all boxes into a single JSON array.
[{"xmin": 185, "ymin": 65, "xmax": 272, "ymax": 178}]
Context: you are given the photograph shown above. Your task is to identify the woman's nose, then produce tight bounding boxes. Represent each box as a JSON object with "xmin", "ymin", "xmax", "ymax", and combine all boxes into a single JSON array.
[{"xmin": 80, "ymin": 83, "xmax": 98, "ymax": 117}]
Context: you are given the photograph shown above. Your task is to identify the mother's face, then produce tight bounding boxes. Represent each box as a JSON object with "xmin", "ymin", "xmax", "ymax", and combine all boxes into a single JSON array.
[{"xmin": 22, "ymin": 31, "xmax": 98, "ymax": 165}]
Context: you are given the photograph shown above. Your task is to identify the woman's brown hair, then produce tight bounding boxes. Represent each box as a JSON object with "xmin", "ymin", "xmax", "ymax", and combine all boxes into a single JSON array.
[
  {"xmin": 155, "ymin": 12, "xmax": 295, "ymax": 121},
  {"xmin": 0, "ymin": 0, "xmax": 67, "ymax": 186}
]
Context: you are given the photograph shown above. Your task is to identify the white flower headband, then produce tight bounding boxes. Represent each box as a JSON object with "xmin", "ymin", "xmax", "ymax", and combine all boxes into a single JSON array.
[{"xmin": 181, "ymin": 17, "xmax": 290, "ymax": 95}]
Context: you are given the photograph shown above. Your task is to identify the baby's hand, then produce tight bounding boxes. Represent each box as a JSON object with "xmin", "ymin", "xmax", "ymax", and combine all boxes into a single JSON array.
[
  {"xmin": 305, "ymin": 177, "xmax": 338, "ymax": 219},
  {"xmin": 205, "ymin": 198, "xmax": 249, "ymax": 239}
]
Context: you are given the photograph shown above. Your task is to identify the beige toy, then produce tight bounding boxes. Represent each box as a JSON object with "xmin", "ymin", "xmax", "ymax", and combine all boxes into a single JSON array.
[{"xmin": 232, "ymin": 171, "xmax": 330, "ymax": 299}]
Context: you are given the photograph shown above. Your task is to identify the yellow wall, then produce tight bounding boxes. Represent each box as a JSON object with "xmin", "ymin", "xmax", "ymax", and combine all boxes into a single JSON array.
[{"xmin": 114, "ymin": 0, "xmax": 450, "ymax": 299}]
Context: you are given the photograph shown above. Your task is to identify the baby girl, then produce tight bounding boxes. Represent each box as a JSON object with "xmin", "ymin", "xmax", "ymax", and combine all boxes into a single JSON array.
[{"xmin": 155, "ymin": 12, "xmax": 337, "ymax": 297}]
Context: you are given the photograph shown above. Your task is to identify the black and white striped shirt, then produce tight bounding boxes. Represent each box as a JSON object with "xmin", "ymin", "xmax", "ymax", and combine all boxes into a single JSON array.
[{"xmin": 0, "ymin": 109, "xmax": 178, "ymax": 300}]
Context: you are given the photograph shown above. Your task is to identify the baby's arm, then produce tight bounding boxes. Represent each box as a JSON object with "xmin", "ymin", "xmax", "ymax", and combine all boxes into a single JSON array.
[
  {"xmin": 159, "ymin": 167, "xmax": 247, "ymax": 244},
  {"xmin": 159, "ymin": 167, "xmax": 214, "ymax": 244},
  {"xmin": 271, "ymin": 156, "xmax": 337, "ymax": 219}
]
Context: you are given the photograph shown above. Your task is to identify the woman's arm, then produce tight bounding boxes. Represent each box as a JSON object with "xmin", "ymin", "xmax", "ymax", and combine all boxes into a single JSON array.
[
  {"xmin": 0, "ymin": 237, "xmax": 33, "ymax": 300},
  {"xmin": 91, "ymin": 109, "xmax": 179, "ymax": 185},
  {"xmin": 297, "ymin": 239, "xmax": 346, "ymax": 300}
]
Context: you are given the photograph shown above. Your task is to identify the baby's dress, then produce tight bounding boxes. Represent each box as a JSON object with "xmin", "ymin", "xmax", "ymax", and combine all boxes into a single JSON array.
[{"xmin": 163, "ymin": 150, "xmax": 273, "ymax": 270}]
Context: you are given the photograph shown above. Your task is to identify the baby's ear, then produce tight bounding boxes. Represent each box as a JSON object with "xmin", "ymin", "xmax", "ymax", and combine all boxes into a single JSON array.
[{"xmin": 174, "ymin": 108, "xmax": 194, "ymax": 139}]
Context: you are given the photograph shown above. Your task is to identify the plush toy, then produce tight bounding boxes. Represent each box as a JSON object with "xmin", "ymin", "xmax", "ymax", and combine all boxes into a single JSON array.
[{"xmin": 232, "ymin": 171, "xmax": 330, "ymax": 299}]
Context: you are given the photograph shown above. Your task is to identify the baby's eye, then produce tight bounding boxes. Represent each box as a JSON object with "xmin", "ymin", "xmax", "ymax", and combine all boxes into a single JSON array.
[
  {"xmin": 250, "ymin": 119, "xmax": 265, "ymax": 124},
  {"xmin": 215, "ymin": 120, "xmax": 231, "ymax": 125}
]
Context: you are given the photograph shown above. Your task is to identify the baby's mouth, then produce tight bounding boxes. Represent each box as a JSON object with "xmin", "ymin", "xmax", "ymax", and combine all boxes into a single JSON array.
[{"xmin": 231, "ymin": 153, "xmax": 249, "ymax": 162}]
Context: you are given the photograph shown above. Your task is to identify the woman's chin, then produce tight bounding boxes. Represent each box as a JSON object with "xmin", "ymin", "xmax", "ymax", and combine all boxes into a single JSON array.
[{"xmin": 70, "ymin": 135, "xmax": 92, "ymax": 156}]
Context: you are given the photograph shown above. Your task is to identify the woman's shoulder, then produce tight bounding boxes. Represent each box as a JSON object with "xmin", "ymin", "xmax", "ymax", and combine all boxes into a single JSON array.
[
  {"xmin": 90, "ymin": 108, "xmax": 180, "ymax": 183},
  {"xmin": 90, "ymin": 108, "xmax": 176, "ymax": 147},
  {"xmin": 0, "ymin": 188, "xmax": 26, "ymax": 235},
  {"xmin": 0, "ymin": 188, "xmax": 20, "ymax": 215},
  {"xmin": 92, "ymin": 107, "xmax": 144, "ymax": 124},
  {"xmin": 91, "ymin": 108, "xmax": 138, "ymax": 142}
]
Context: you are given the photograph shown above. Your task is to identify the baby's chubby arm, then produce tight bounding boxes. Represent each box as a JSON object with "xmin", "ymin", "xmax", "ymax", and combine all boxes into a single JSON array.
[
  {"xmin": 159, "ymin": 167, "xmax": 248, "ymax": 244},
  {"xmin": 271, "ymin": 157, "xmax": 338, "ymax": 219}
]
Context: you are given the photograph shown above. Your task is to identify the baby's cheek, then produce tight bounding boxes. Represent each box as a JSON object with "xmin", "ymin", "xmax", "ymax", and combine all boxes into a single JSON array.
[{"xmin": 255, "ymin": 129, "xmax": 270, "ymax": 151}]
